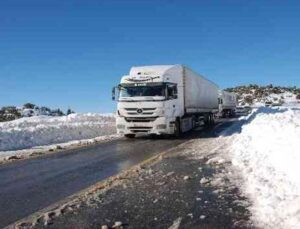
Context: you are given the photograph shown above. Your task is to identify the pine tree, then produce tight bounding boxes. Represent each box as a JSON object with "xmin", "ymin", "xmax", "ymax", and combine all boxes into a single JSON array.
[
  {"xmin": 67, "ymin": 108, "xmax": 75, "ymax": 115},
  {"xmin": 23, "ymin": 103, "xmax": 36, "ymax": 109}
]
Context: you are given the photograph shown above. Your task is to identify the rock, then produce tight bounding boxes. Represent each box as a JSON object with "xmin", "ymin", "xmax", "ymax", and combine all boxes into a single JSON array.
[
  {"xmin": 183, "ymin": 176, "xmax": 190, "ymax": 180},
  {"xmin": 147, "ymin": 169, "xmax": 153, "ymax": 175},
  {"xmin": 200, "ymin": 177, "xmax": 209, "ymax": 184},
  {"xmin": 101, "ymin": 225, "xmax": 109, "ymax": 229},
  {"xmin": 156, "ymin": 181, "xmax": 166, "ymax": 186},
  {"xmin": 187, "ymin": 213, "xmax": 193, "ymax": 218},
  {"xmin": 196, "ymin": 197, "xmax": 202, "ymax": 201},
  {"xmin": 166, "ymin": 171, "xmax": 175, "ymax": 177},
  {"xmin": 8, "ymin": 155, "xmax": 21, "ymax": 160},
  {"xmin": 112, "ymin": 221, "xmax": 122, "ymax": 228},
  {"xmin": 200, "ymin": 215, "xmax": 206, "ymax": 220},
  {"xmin": 168, "ymin": 217, "xmax": 182, "ymax": 229},
  {"xmin": 56, "ymin": 145, "xmax": 63, "ymax": 150}
]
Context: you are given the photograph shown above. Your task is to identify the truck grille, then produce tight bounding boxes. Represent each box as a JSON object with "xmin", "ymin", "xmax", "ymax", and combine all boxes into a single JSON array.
[
  {"xmin": 124, "ymin": 108, "xmax": 156, "ymax": 115},
  {"xmin": 125, "ymin": 117, "xmax": 157, "ymax": 122}
]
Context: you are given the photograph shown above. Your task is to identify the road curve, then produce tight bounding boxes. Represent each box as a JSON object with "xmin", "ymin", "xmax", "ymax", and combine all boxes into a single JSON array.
[{"xmin": 0, "ymin": 119, "xmax": 236, "ymax": 227}]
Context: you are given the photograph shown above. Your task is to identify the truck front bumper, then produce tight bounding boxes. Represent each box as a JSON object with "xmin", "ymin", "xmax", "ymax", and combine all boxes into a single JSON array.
[{"xmin": 116, "ymin": 116, "xmax": 175, "ymax": 135}]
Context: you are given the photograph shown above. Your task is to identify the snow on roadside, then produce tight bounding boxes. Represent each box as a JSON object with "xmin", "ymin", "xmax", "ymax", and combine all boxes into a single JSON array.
[
  {"xmin": 0, "ymin": 113, "xmax": 116, "ymax": 153},
  {"xmin": 0, "ymin": 134, "xmax": 120, "ymax": 162},
  {"xmin": 230, "ymin": 106, "xmax": 300, "ymax": 228}
]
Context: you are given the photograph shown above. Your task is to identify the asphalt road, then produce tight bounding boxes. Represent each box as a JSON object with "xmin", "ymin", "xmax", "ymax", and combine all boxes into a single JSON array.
[{"xmin": 0, "ymin": 119, "xmax": 236, "ymax": 228}]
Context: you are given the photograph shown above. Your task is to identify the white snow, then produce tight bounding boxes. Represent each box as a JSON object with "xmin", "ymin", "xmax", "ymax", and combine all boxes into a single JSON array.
[
  {"xmin": 230, "ymin": 106, "xmax": 300, "ymax": 228},
  {"xmin": 187, "ymin": 101, "xmax": 300, "ymax": 228},
  {"xmin": 0, "ymin": 113, "xmax": 116, "ymax": 153}
]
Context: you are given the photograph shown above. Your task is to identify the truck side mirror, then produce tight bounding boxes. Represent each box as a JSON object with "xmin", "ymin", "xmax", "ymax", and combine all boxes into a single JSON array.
[
  {"xmin": 112, "ymin": 87, "xmax": 115, "ymax": 100},
  {"xmin": 112, "ymin": 86, "xmax": 120, "ymax": 101}
]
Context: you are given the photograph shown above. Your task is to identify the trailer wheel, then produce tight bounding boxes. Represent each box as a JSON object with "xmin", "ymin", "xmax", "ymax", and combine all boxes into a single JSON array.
[
  {"xmin": 125, "ymin": 134, "xmax": 135, "ymax": 138},
  {"xmin": 205, "ymin": 114, "xmax": 214, "ymax": 128},
  {"xmin": 174, "ymin": 119, "xmax": 181, "ymax": 138},
  {"xmin": 192, "ymin": 116, "xmax": 196, "ymax": 129},
  {"xmin": 204, "ymin": 114, "xmax": 210, "ymax": 127},
  {"xmin": 210, "ymin": 114, "xmax": 215, "ymax": 126}
]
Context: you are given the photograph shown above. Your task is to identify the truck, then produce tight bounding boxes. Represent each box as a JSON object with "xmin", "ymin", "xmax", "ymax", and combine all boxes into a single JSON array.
[
  {"xmin": 218, "ymin": 91, "xmax": 237, "ymax": 117},
  {"xmin": 112, "ymin": 65, "xmax": 220, "ymax": 138}
]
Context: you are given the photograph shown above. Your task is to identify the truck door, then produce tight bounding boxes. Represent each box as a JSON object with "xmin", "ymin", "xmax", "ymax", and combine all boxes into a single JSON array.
[{"xmin": 166, "ymin": 84, "xmax": 178, "ymax": 117}]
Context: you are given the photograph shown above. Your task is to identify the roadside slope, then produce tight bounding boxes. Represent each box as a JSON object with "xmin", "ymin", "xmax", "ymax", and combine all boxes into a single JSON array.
[{"xmin": 0, "ymin": 113, "xmax": 116, "ymax": 161}]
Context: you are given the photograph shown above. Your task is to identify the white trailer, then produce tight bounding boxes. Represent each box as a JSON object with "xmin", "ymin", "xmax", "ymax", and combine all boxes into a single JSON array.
[
  {"xmin": 219, "ymin": 91, "xmax": 237, "ymax": 117},
  {"xmin": 112, "ymin": 65, "xmax": 220, "ymax": 138}
]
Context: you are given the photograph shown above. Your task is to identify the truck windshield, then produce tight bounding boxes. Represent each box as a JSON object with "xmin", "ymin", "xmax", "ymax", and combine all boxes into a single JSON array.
[{"xmin": 119, "ymin": 85, "xmax": 165, "ymax": 97}]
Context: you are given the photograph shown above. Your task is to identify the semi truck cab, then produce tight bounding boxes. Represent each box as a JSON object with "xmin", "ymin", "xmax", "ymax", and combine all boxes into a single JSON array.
[{"xmin": 112, "ymin": 65, "xmax": 184, "ymax": 137}]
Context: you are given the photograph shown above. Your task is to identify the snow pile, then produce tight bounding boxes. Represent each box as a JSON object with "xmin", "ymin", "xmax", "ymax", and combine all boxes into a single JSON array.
[
  {"xmin": 231, "ymin": 107, "xmax": 300, "ymax": 228},
  {"xmin": 0, "ymin": 113, "xmax": 116, "ymax": 152}
]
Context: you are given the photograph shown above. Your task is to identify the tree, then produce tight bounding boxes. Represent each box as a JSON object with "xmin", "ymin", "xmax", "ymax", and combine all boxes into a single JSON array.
[
  {"xmin": 23, "ymin": 103, "xmax": 36, "ymax": 109},
  {"xmin": 296, "ymin": 94, "xmax": 300, "ymax": 100},
  {"xmin": 0, "ymin": 106, "xmax": 21, "ymax": 122},
  {"xmin": 244, "ymin": 95, "xmax": 254, "ymax": 105},
  {"xmin": 67, "ymin": 108, "xmax": 75, "ymax": 115},
  {"xmin": 51, "ymin": 109, "xmax": 64, "ymax": 116}
]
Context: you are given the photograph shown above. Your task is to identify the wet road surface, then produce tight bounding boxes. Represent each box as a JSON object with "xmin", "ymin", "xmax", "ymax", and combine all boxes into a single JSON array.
[{"xmin": 0, "ymin": 119, "xmax": 236, "ymax": 227}]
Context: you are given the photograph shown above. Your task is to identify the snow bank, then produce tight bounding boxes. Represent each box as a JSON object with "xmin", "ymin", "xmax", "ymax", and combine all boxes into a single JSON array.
[
  {"xmin": 0, "ymin": 113, "xmax": 116, "ymax": 152},
  {"xmin": 231, "ymin": 107, "xmax": 300, "ymax": 228}
]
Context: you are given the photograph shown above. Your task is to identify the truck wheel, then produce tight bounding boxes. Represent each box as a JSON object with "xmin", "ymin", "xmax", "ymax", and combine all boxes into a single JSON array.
[
  {"xmin": 210, "ymin": 114, "xmax": 215, "ymax": 126},
  {"xmin": 174, "ymin": 119, "xmax": 181, "ymax": 138},
  {"xmin": 205, "ymin": 114, "xmax": 214, "ymax": 128},
  {"xmin": 204, "ymin": 114, "xmax": 211, "ymax": 127},
  {"xmin": 221, "ymin": 111, "xmax": 225, "ymax": 118},
  {"xmin": 125, "ymin": 134, "xmax": 135, "ymax": 138},
  {"xmin": 192, "ymin": 116, "xmax": 197, "ymax": 129}
]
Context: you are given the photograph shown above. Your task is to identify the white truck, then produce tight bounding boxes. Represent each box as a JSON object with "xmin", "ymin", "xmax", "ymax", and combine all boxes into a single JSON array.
[
  {"xmin": 218, "ymin": 91, "xmax": 237, "ymax": 117},
  {"xmin": 112, "ymin": 65, "xmax": 220, "ymax": 138}
]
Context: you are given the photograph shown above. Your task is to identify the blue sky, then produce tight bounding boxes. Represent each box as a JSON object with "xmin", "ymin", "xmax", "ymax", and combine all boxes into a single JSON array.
[{"xmin": 1, "ymin": 0, "xmax": 300, "ymax": 113}]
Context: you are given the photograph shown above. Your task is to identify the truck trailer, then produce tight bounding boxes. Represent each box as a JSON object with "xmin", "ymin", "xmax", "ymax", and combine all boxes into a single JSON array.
[{"xmin": 112, "ymin": 65, "xmax": 220, "ymax": 138}]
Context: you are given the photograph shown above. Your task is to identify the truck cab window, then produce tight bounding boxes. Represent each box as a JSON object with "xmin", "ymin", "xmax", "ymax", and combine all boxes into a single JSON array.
[{"xmin": 119, "ymin": 85, "xmax": 166, "ymax": 97}]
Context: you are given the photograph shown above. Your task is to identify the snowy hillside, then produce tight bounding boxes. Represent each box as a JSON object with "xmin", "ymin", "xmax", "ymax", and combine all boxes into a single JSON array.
[
  {"xmin": 226, "ymin": 84, "xmax": 300, "ymax": 107},
  {"xmin": 229, "ymin": 106, "xmax": 300, "ymax": 228},
  {"xmin": 0, "ymin": 113, "xmax": 116, "ymax": 152}
]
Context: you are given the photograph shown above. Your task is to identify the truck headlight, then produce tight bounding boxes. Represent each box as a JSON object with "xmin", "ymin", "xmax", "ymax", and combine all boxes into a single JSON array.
[
  {"xmin": 157, "ymin": 124, "xmax": 167, "ymax": 129},
  {"xmin": 117, "ymin": 124, "xmax": 125, "ymax": 129}
]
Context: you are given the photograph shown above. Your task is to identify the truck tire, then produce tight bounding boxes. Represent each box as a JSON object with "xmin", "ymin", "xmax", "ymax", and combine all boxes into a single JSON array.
[
  {"xmin": 204, "ymin": 114, "xmax": 210, "ymax": 127},
  {"xmin": 204, "ymin": 114, "xmax": 214, "ymax": 128},
  {"xmin": 174, "ymin": 119, "xmax": 181, "ymax": 138},
  {"xmin": 192, "ymin": 116, "xmax": 197, "ymax": 129},
  {"xmin": 125, "ymin": 134, "xmax": 135, "ymax": 138},
  {"xmin": 210, "ymin": 114, "xmax": 215, "ymax": 126}
]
